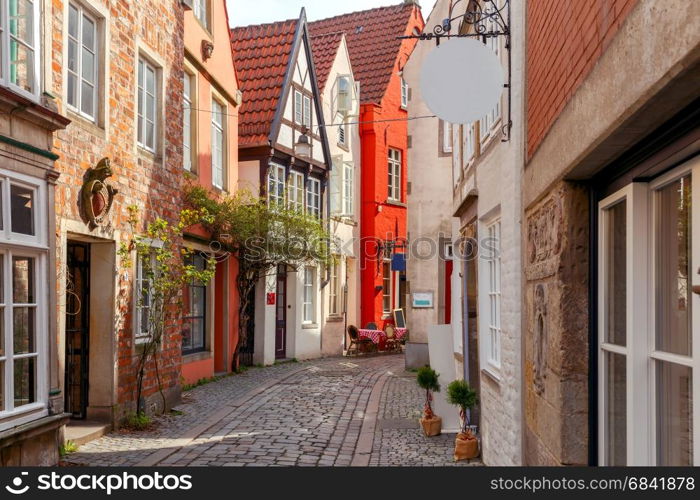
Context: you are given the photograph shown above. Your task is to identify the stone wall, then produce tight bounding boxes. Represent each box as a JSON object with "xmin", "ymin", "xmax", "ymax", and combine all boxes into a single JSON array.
[{"xmin": 523, "ymin": 181, "xmax": 589, "ymax": 465}]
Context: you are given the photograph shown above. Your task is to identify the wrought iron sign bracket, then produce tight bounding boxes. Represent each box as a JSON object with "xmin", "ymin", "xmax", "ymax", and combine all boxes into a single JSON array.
[{"xmin": 400, "ymin": 0, "xmax": 512, "ymax": 141}]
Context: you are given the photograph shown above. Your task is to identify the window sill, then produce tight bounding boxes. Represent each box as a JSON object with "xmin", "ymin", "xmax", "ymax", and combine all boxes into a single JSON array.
[
  {"xmin": 385, "ymin": 199, "xmax": 406, "ymax": 208},
  {"xmin": 182, "ymin": 350, "xmax": 212, "ymax": 363},
  {"xmin": 381, "ymin": 313, "xmax": 392, "ymax": 320},
  {"xmin": 326, "ymin": 315, "xmax": 344, "ymax": 323},
  {"xmin": 481, "ymin": 366, "xmax": 501, "ymax": 384},
  {"xmin": 302, "ymin": 323, "xmax": 319, "ymax": 329},
  {"xmin": 137, "ymin": 145, "xmax": 161, "ymax": 162},
  {"xmin": 336, "ymin": 142, "xmax": 349, "ymax": 152},
  {"xmin": 66, "ymin": 109, "xmax": 105, "ymax": 138}
]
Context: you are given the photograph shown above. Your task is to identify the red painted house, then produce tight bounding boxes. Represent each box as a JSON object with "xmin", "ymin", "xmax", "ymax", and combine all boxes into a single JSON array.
[{"xmin": 309, "ymin": 1, "xmax": 424, "ymax": 329}]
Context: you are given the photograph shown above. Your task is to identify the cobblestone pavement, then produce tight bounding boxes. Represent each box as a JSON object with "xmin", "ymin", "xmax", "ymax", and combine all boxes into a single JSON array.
[{"xmin": 63, "ymin": 354, "xmax": 482, "ymax": 467}]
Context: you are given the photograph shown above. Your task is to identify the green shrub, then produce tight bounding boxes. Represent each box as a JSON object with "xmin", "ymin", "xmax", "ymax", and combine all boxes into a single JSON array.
[
  {"xmin": 59, "ymin": 440, "xmax": 79, "ymax": 457},
  {"xmin": 416, "ymin": 366, "xmax": 440, "ymax": 417},
  {"xmin": 446, "ymin": 379, "xmax": 478, "ymax": 432},
  {"xmin": 123, "ymin": 412, "xmax": 153, "ymax": 431}
]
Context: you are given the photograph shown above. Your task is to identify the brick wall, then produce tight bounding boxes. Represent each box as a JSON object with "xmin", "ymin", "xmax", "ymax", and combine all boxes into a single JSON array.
[
  {"xmin": 50, "ymin": 0, "xmax": 185, "ymax": 417},
  {"xmin": 526, "ymin": 0, "xmax": 638, "ymax": 159}
]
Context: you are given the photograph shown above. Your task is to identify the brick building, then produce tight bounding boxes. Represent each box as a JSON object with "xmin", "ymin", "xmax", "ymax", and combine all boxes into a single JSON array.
[
  {"xmin": 48, "ymin": 0, "xmax": 186, "ymax": 440},
  {"xmin": 309, "ymin": 1, "xmax": 424, "ymax": 331},
  {"xmin": 523, "ymin": 0, "xmax": 700, "ymax": 465}
]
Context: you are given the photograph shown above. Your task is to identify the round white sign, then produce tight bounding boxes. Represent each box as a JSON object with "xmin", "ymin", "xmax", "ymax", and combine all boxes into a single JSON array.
[{"xmin": 420, "ymin": 37, "xmax": 504, "ymax": 124}]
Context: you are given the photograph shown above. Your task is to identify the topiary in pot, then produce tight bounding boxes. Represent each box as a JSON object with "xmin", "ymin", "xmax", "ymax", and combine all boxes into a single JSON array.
[
  {"xmin": 416, "ymin": 366, "xmax": 442, "ymax": 437},
  {"xmin": 446, "ymin": 379, "xmax": 479, "ymax": 460}
]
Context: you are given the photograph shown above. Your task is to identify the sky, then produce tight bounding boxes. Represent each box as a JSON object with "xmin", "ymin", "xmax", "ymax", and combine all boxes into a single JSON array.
[{"xmin": 226, "ymin": 0, "xmax": 438, "ymax": 27}]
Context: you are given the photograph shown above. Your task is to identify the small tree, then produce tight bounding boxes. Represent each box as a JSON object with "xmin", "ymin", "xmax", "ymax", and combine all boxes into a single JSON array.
[
  {"xmin": 446, "ymin": 379, "xmax": 478, "ymax": 434},
  {"xmin": 118, "ymin": 205, "xmax": 216, "ymax": 417},
  {"xmin": 184, "ymin": 185, "xmax": 332, "ymax": 370},
  {"xmin": 416, "ymin": 366, "xmax": 440, "ymax": 419}
]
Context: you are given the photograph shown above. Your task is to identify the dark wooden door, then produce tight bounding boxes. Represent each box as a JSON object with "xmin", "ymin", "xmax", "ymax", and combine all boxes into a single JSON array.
[
  {"xmin": 275, "ymin": 267, "xmax": 287, "ymax": 359},
  {"xmin": 65, "ymin": 242, "xmax": 90, "ymax": 419}
]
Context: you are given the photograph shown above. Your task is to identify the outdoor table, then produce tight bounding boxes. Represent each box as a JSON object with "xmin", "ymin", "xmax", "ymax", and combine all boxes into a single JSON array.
[
  {"xmin": 358, "ymin": 329, "xmax": 387, "ymax": 350},
  {"xmin": 395, "ymin": 327, "xmax": 408, "ymax": 340}
]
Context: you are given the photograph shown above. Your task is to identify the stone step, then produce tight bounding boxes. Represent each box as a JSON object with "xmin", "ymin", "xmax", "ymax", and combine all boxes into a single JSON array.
[{"xmin": 64, "ymin": 420, "xmax": 111, "ymax": 447}]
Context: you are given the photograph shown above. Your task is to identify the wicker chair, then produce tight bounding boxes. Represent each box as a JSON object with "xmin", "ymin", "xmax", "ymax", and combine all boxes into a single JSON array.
[
  {"xmin": 385, "ymin": 325, "xmax": 401, "ymax": 352},
  {"xmin": 347, "ymin": 325, "xmax": 373, "ymax": 355}
]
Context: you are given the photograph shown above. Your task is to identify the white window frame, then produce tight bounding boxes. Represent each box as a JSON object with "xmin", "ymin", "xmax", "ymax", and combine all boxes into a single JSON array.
[
  {"xmin": 211, "ymin": 97, "xmax": 226, "ymax": 189},
  {"xmin": 337, "ymin": 75, "xmax": 352, "ymax": 114},
  {"xmin": 288, "ymin": 171, "xmax": 304, "ymax": 212},
  {"xmin": 464, "ymin": 123, "xmax": 475, "ymax": 164},
  {"xmin": 400, "ymin": 76, "xmax": 408, "ymax": 109},
  {"xmin": 382, "ymin": 260, "xmax": 392, "ymax": 314},
  {"xmin": 480, "ymin": 218, "xmax": 501, "ymax": 374},
  {"xmin": 343, "ymin": 161, "xmax": 353, "ymax": 216},
  {"xmin": 137, "ymin": 56, "xmax": 159, "ymax": 152},
  {"xmin": 306, "ymin": 177, "xmax": 321, "ymax": 218},
  {"xmin": 597, "ymin": 157, "xmax": 700, "ymax": 466},
  {"xmin": 267, "ymin": 163, "xmax": 285, "ymax": 206},
  {"xmin": 388, "ymin": 148, "xmax": 401, "ymax": 202},
  {"xmin": 302, "ymin": 94, "xmax": 312, "ymax": 128},
  {"xmin": 0, "ymin": 0, "xmax": 41, "ymax": 100},
  {"xmin": 193, "ymin": 0, "xmax": 209, "ymax": 30},
  {"xmin": 329, "ymin": 259, "xmax": 340, "ymax": 316},
  {"xmin": 0, "ymin": 169, "xmax": 49, "ymax": 430},
  {"xmin": 183, "ymin": 70, "xmax": 195, "ymax": 171},
  {"xmin": 302, "ymin": 266, "xmax": 316, "ymax": 324},
  {"xmin": 442, "ymin": 121, "xmax": 453, "ymax": 154},
  {"xmin": 134, "ymin": 252, "xmax": 155, "ymax": 344},
  {"xmin": 66, "ymin": 2, "xmax": 99, "ymax": 121},
  {"xmin": 294, "ymin": 90, "xmax": 303, "ymax": 125}
]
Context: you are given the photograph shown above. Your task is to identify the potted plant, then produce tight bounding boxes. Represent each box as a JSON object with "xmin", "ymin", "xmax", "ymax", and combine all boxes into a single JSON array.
[
  {"xmin": 446, "ymin": 379, "xmax": 479, "ymax": 460},
  {"xmin": 416, "ymin": 366, "xmax": 441, "ymax": 436}
]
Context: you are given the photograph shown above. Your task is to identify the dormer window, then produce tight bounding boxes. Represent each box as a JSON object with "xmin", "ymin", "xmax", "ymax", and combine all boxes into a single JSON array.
[
  {"xmin": 400, "ymin": 77, "xmax": 408, "ymax": 109},
  {"xmin": 1, "ymin": 0, "xmax": 41, "ymax": 99},
  {"xmin": 337, "ymin": 75, "xmax": 351, "ymax": 114}
]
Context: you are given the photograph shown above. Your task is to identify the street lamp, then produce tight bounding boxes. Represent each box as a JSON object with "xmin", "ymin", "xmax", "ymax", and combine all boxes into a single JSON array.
[{"xmin": 295, "ymin": 127, "xmax": 311, "ymax": 158}]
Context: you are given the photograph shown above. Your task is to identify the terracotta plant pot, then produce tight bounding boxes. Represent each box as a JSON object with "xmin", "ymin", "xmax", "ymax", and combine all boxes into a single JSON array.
[
  {"xmin": 419, "ymin": 416, "xmax": 442, "ymax": 437},
  {"xmin": 454, "ymin": 431, "xmax": 479, "ymax": 461}
]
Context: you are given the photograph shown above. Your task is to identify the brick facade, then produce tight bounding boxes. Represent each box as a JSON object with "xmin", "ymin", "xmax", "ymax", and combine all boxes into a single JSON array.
[
  {"xmin": 50, "ymin": 0, "xmax": 185, "ymax": 420},
  {"xmin": 526, "ymin": 0, "xmax": 638, "ymax": 159}
]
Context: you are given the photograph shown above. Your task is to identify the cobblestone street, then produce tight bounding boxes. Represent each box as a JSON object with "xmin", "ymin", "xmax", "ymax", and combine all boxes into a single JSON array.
[{"xmin": 62, "ymin": 354, "xmax": 481, "ymax": 467}]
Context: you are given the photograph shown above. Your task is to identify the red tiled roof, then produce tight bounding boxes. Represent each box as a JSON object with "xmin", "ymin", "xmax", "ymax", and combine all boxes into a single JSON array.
[
  {"xmin": 309, "ymin": 3, "xmax": 417, "ymax": 105},
  {"xmin": 309, "ymin": 31, "xmax": 344, "ymax": 92},
  {"xmin": 230, "ymin": 19, "xmax": 299, "ymax": 147}
]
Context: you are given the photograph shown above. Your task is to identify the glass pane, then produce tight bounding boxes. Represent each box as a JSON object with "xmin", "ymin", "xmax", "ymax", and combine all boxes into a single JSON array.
[
  {"xmin": 191, "ymin": 318, "xmax": 205, "ymax": 350},
  {"xmin": 68, "ymin": 4, "xmax": 79, "ymax": 38},
  {"xmin": 67, "ymin": 71, "xmax": 77, "ymax": 107},
  {"xmin": 605, "ymin": 351, "xmax": 626, "ymax": 465},
  {"xmin": 605, "ymin": 201, "xmax": 626, "ymax": 346},
  {"xmin": 656, "ymin": 176, "xmax": 692, "ymax": 356},
  {"xmin": 182, "ymin": 319, "xmax": 192, "ymax": 351},
  {"xmin": 14, "ymin": 356, "xmax": 36, "ymax": 408},
  {"xmin": 0, "ymin": 181, "xmax": 3, "ymax": 230},
  {"xmin": 9, "ymin": 40, "xmax": 34, "ymax": 92},
  {"xmin": 0, "ymin": 307, "xmax": 4, "ymax": 357},
  {"xmin": 9, "ymin": 0, "xmax": 34, "ymax": 44},
  {"xmin": 81, "ymin": 81, "xmax": 94, "ymax": 117},
  {"xmin": 0, "ymin": 362, "xmax": 4, "ymax": 411},
  {"xmin": 0, "ymin": 254, "xmax": 3, "ymax": 303},
  {"xmin": 146, "ymin": 121, "xmax": 154, "ymax": 150},
  {"xmin": 12, "ymin": 256, "xmax": 34, "ymax": 303},
  {"xmin": 81, "ymin": 47, "xmax": 94, "ymax": 82},
  {"xmin": 67, "ymin": 37, "xmax": 78, "ymax": 72},
  {"xmin": 146, "ymin": 66, "xmax": 155, "ymax": 94},
  {"xmin": 191, "ymin": 286, "xmax": 205, "ymax": 316},
  {"xmin": 82, "ymin": 15, "xmax": 95, "ymax": 51},
  {"xmin": 656, "ymin": 361, "xmax": 693, "ymax": 465},
  {"xmin": 13, "ymin": 306, "xmax": 35, "ymax": 354},
  {"xmin": 10, "ymin": 184, "xmax": 34, "ymax": 235}
]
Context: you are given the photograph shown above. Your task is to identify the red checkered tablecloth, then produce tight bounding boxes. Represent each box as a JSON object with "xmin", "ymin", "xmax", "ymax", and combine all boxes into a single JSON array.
[
  {"xmin": 395, "ymin": 328, "xmax": 408, "ymax": 340},
  {"xmin": 358, "ymin": 329, "xmax": 385, "ymax": 344}
]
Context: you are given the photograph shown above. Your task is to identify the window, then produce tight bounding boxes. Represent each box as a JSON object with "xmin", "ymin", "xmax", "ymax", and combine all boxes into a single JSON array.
[
  {"xmin": 0, "ymin": 0, "xmax": 40, "ymax": 98},
  {"xmin": 338, "ymin": 118, "xmax": 346, "ymax": 146},
  {"xmin": 484, "ymin": 219, "xmax": 501, "ymax": 368},
  {"xmin": 267, "ymin": 164, "xmax": 285, "ymax": 206},
  {"xmin": 137, "ymin": 57, "xmax": 158, "ymax": 152},
  {"xmin": 597, "ymin": 160, "xmax": 700, "ymax": 466},
  {"xmin": 441, "ymin": 120, "xmax": 453, "ymax": 154},
  {"xmin": 0, "ymin": 172, "xmax": 47, "ymax": 429},
  {"xmin": 134, "ymin": 253, "xmax": 154, "ymax": 343},
  {"xmin": 400, "ymin": 77, "xmax": 408, "ymax": 108},
  {"xmin": 302, "ymin": 267, "xmax": 315, "ymax": 324},
  {"xmin": 306, "ymin": 177, "xmax": 321, "ymax": 218},
  {"xmin": 464, "ymin": 123, "xmax": 475, "ymax": 163},
  {"xmin": 388, "ymin": 148, "xmax": 401, "ymax": 202},
  {"xmin": 480, "ymin": 6, "xmax": 502, "ymax": 143},
  {"xmin": 294, "ymin": 90, "xmax": 303, "ymax": 125},
  {"xmin": 183, "ymin": 72, "xmax": 194, "ymax": 171},
  {"xmin": 288, "ymin": 171, "xmax": 304, "ymax": 212},
  {"xmin": 343, "ymin": 161, "xmax": 353, "ymax": 215},
  {"xmin": 211, "ymin": 99, "xmax": 225, "ymax": 189},
  {"xmin": 193, "ymin": 0, "xmax": 209, "ymax": 30},
  {"xmin": 182, "ymin": 253, "xmax": 206, "ymax": 354},
  {"xmin": 329, "ymin": 260, "xmax": 340, "ymax": 315},
  {"xmin": 382, "ymin": 261, "xmax": 392, "ymax": 314},
  {"xmin": 67, "ymin": 3, "xmax": 98, "ymax": 120},
  {"xmin": 303, "ymin": 95, "xmax": 311, "ymax": 128},
  {"xmin": 337, "ymin": 75, "xmax": 351, "ymax": 113}
]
